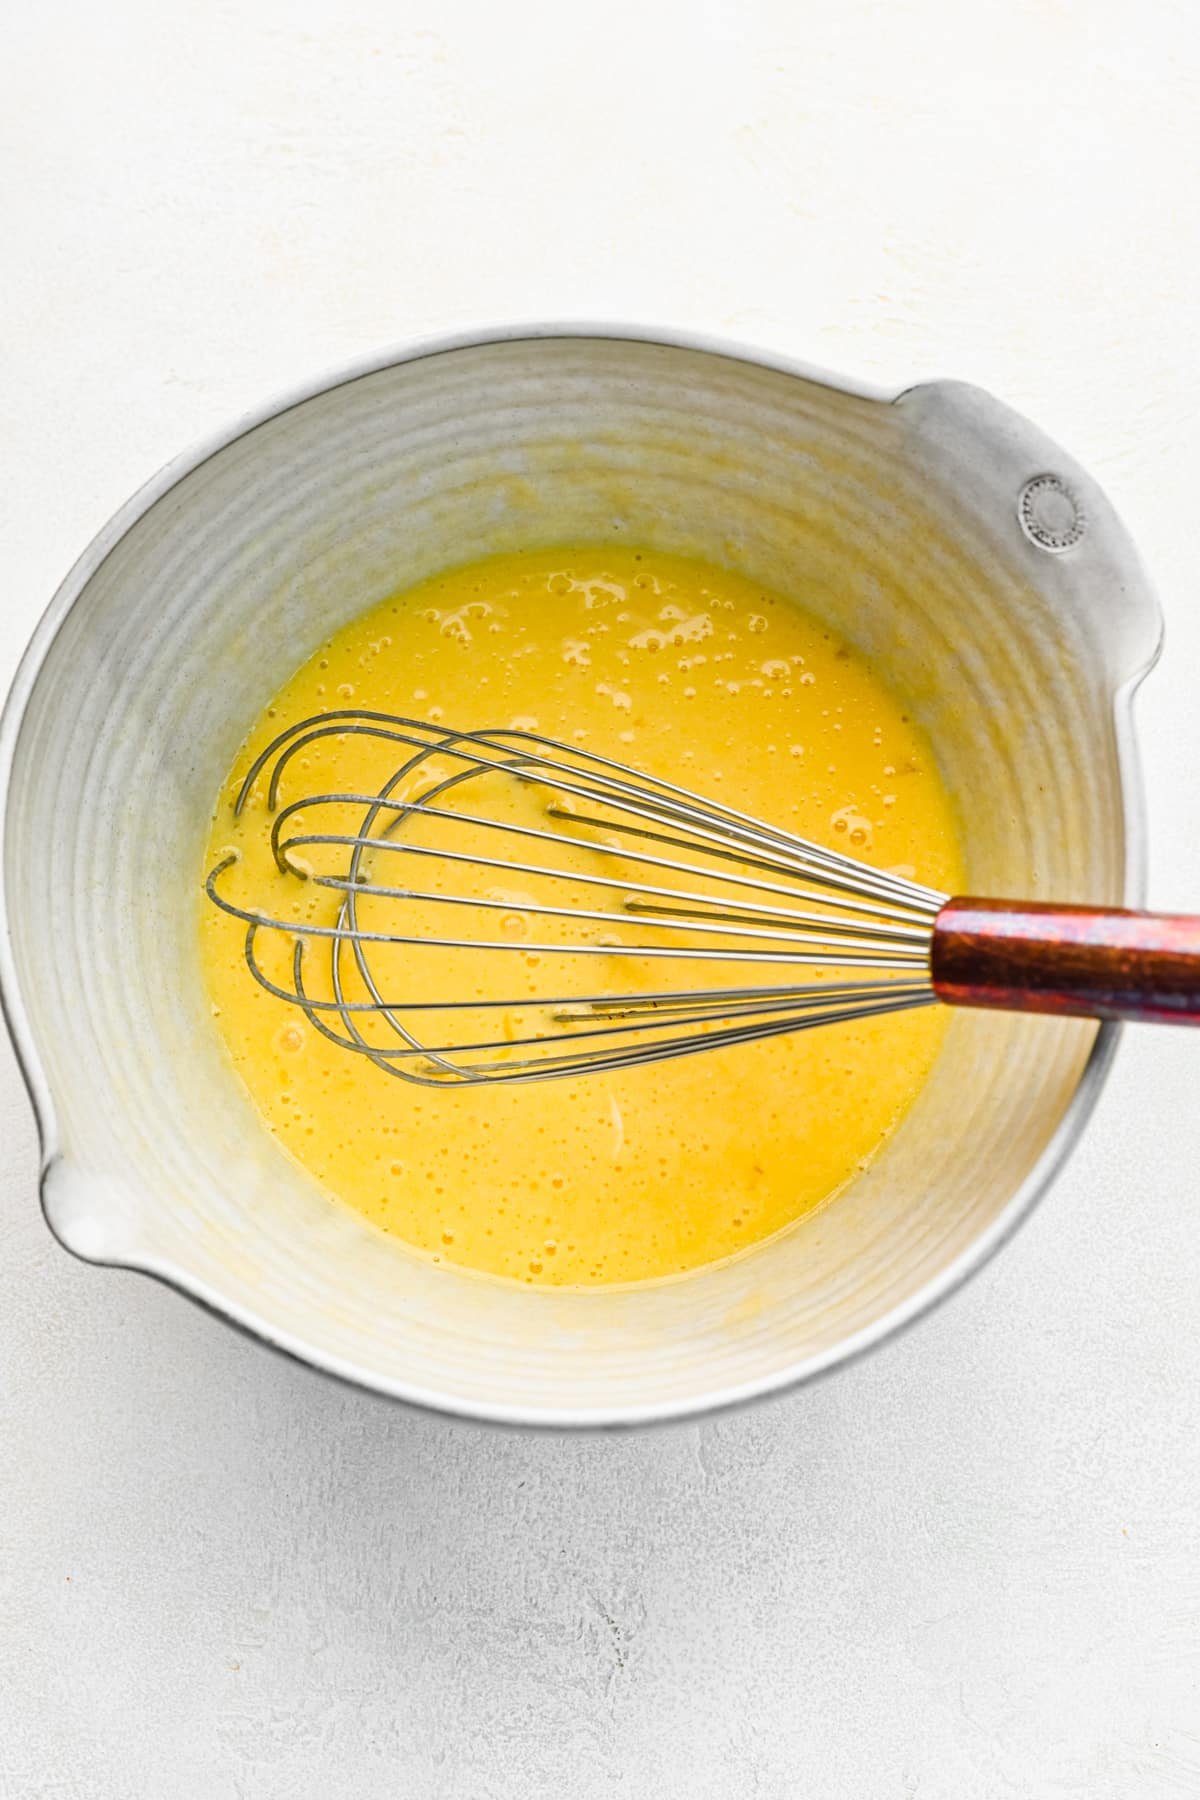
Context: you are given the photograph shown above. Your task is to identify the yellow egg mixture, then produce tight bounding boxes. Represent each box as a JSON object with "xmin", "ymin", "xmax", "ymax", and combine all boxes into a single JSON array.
[{"xmin": 201, "ymin": 548, "xmax": 963, "ymax": 1286}]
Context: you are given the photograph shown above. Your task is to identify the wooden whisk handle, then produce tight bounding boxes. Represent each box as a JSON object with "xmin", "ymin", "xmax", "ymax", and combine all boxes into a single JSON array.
[{"xmin": 930, "ymin": 899, "xmax": 1200, "ymax": 1025}]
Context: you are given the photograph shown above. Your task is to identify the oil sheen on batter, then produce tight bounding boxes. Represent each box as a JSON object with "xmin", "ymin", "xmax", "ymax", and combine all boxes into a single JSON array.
[{"xmin": 201, "ymin": 548, "xmax": 964, "ymax": 1286}]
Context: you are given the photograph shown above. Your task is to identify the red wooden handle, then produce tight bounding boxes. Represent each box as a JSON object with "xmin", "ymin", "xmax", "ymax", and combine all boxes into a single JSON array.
[{"xmin": 930, "ymin": 898, "xmax": 1200, "ymax": 1025}]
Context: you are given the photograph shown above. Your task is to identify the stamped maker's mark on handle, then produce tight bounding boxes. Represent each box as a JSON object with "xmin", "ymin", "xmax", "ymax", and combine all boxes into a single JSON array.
[{"xmin": 1018, "ymin": 473, "xmax": 1087, "ymax": 553}]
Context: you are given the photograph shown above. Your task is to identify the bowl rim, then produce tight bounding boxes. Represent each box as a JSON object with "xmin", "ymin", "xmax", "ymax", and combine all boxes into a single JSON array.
[{"xmin": 0, "ymin": 321, "xmax": 1162, "ymax": 1428}]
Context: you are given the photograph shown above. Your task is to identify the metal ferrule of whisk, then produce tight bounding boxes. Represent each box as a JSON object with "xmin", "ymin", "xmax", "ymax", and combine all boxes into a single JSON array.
[{"xmin": 205, "ymin": 712, "xmax": 949, "ymax": 1085}]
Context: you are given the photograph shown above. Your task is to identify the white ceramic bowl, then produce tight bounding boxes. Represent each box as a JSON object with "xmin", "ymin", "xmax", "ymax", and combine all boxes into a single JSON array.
[{"xmin": 0, "ymin": 328, "xmax": 1161, "ymax": 1426}]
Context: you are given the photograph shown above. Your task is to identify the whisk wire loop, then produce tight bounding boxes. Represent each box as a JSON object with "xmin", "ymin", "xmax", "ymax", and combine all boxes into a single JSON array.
[{"xmin": 206, "ymin": 712, "xmax": 946, "ymax": 1084}]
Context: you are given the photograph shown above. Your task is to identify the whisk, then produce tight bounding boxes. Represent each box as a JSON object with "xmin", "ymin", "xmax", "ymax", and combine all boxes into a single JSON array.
[{"xmin": 205, "ymin": 711, "xmax": 1200, "ymax": 1085}]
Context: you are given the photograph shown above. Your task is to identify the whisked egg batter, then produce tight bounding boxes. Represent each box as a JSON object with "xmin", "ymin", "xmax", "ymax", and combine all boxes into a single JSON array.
[{"xmin": 201, "ymin": 547, "xmax": 964, "ymax": 1285}]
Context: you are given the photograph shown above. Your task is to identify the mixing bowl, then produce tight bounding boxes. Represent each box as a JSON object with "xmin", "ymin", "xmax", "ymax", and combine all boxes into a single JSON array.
[{"xmin": 0, "ymin": 327, "xmax": 1161, "ymax": 1426}]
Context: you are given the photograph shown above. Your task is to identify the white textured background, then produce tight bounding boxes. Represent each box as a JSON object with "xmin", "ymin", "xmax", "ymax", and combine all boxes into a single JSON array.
[{"xmin": 3, "ymin": 3, "xmax": 1200, "ymax": 1795}]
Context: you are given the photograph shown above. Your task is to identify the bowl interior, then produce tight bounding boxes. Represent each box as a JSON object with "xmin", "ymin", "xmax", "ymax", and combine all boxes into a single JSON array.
[{"xmin": 1, "ymin": 335, "xmax": 1160, "ymax": 1421}]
